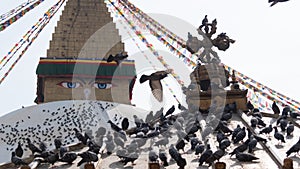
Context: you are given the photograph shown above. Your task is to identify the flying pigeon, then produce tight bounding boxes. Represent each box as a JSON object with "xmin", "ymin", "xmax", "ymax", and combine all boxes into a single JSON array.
[
  {"xmin": 139, "ymin": 70, "xmax": 171, "ymax": 102},
  {"xmin": 269, "ymin": 0, "xmax": 290, "ymax": 7},
  {"xmin": 107, "ymin": 52, "xmax": 128, "ymax": 65}
]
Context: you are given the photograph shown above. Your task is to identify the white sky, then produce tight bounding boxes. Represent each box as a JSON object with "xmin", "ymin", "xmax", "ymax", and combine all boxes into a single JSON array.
[{"xmin": 0, "ymin": 0, "xmax": 299, "ymax": 115}]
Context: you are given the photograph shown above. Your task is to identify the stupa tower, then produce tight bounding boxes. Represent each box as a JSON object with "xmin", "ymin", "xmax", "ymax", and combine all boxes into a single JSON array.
[{"xmin": 35, "ymin": 0, "xmax": 136, "ymax": 104}]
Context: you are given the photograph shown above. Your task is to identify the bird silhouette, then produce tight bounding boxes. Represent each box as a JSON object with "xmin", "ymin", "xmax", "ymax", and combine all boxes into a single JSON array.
[
  {"xmin": 159, "ymin": 149, "xmax": 168, "ymax": 166},
  {"xmin": 15, "ymin": 142, "xmax": 23, "ymax": 158},
  {"xmin": 121, "ymin": 117, "xmax": 129, "ymax": 130},
  {"xmin": 236, "ymin": 151, "xmax": 259, "ymax": 162},
  {"xmin": 273, "ymin": 127, "xmax": 285, "ymax": 144},
  {"xmin": 107, "ymin": 52, "xmax": 128, "ymax": 65},
  {"xmin": 269, "ymin": 0, "xmax": 290, "ymax": 7},
  {"xmin": 139, "ymin": 70, "xmax": 171, "ymax": 102},
  {"xmin": 272, "ymin": 101, "xmax": 280, "ymax": 115}
]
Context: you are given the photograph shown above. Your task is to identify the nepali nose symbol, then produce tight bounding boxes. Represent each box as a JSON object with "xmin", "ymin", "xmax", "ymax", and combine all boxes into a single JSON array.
[{"xmin": 84, "ymin": 88, "xmax": 91, "ymax": 100}]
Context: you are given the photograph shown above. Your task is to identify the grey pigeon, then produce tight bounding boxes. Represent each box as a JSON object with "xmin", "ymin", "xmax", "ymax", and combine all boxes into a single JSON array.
[
  {"xmin": 139, "ymin": 70, "xmax": 171, "ymax": 102},
  {"xmin": 148, "ymin": 150, "xmax": 158, "ymax": 162},
  {"xmin": 11, "ymin": 152, "xmax": 27, "ymax": 166}
]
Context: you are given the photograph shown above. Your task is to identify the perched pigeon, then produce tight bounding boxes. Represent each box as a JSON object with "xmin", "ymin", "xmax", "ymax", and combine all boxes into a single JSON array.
[
  {"xmin": 11, "ymin": 152, "xmax": 27, "ymax": 166},
  {"xmin": 77, "ymin": 151, "xmax": 99, "ymax": 167},
  {"xmin": 59, "ymin": 152, "xmax": 77, "ymax": 164},
  {"xmin": 287, "ymin": 122, "xmax": 294, "ymax": 136},
  {"xmin": 159, "ymin": 149, "xmax": 168, "ymax": 166},
  {"xmin": 121, "ymin": 117, "xmax": 129, "ymax": 130},
  {"xmin": 148, "ymin": 150, "xmax": 158, "ymax": 162},
  {"xmin": 273, "ymin": 127, "xmax": 285, "ymax": 144},
  {"xmin": 272, "ymin": 101, "xmax": 280, "ymax": 115},
  {"xmin": 15, "ymin": 142, "xmax": 23, "ymax": 158},
  {"xmin": 26, "ymin": 138, "xmax": 42, "ymax": 155},
  {"xmin": 236, "ymin": 151, "xmax": 259, "ymax": 162},
  {"xmin": 286, "ymin": 137, "xmax": 300, "ymax": 157}
]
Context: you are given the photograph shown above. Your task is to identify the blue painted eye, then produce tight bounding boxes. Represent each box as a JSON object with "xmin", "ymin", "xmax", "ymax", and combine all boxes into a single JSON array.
[
  {"xmin": 94, "ymin": 83, "xmax": 112, "ymax": 89},
  {"xmin": 57, "ymin": 82, "xmax": 81, "ymax": 88}
]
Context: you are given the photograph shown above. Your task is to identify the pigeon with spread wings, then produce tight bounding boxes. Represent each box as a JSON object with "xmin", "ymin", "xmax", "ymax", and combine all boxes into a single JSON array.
[
  {"xmin": 269, "ymin": 0, "xmax": 290, "ymax": 7},
  {"xmin": 139, "ymin": 70, "xmax": 171, "ymax": 102}
]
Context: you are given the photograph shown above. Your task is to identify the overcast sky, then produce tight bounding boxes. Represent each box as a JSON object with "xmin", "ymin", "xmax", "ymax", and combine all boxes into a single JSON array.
[{"xmin": 0, "ymin": 0, "xmax": 299, "ymax": 115}]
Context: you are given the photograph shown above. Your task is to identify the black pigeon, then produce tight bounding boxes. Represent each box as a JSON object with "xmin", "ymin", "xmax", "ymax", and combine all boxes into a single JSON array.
[
  {"xmin": 121, "ymin": 152, "xmax": 138, "ymax": 165},
  {"xmin": 190, "ymin": 137, "xmax": 201, "ymax": 150},
  {"xmin": 107, "ymin": 52, "xmax": 128, "ymax": 65},
  {"xmin": 15, "ymin": 142, "xmax": 23, "ymax": 158},
  {"xmin": 175, "ymin": 139, "xmax": 186, "ymax": 152},
  {"xmin": 77, "ymin": 151, "xmax": 99, "ymax": 167},
  {"xmin": 232, "ymin": 124, "xmax": 242, "ymax": 140},
  {"xmin": 164, "ymin": 105, "xmax": 175, "ymax": 117},
  {"xmin": 139, "ymin": 70, "xmax": 171, "ymax": 102},
  {"xmin": 121, "ymin": 117, "xmax": 129, "ymax": 130},
  {"xmin": 213, "ymin": 148, "xmax": 225, "ymax": 161},
  {"xmin": 236, "ymin": 151, "xmax": 259, "ymax": 162},
  {"xmin": 44, "ymin": 153, "xmax": 59, "ymax": 166},
  {"xmin": 107, "ymin": 120, "xmax": 122, "ymax": 133},
  {"xmin": 73, "ymin": 128, "xmax": 89, "ymax": 145},
  {"xmin": 273, "ymin": 127, "xmax": 285, "ymax": 144},
  {"xmin": 148, "ymin": 150, "xmax": 158, "ymax": 162},
  {"xmin": 272, "ymin": 101, "xmax": 280, "ymax": 115},
  {"xmin": 233, "ymin": 127, "xmax": 246, "ymax": 144},
  {"xmin": 199, "ymin": 144, "xmax": 212, "ymax": 166},
  {"xmin": 279, "ymin": 115, "xmax": 288, "ymax": 132},
  {"xmin": 290, "ymin": 111, "xmax": 300, "ymax": 118},
  {"xmin": 269, "ymin": 0, "xmax": 290, "ymax": 7},
  {"xmin": 26, "ymin": 138, "xmax": 42, "ymax": 155},
  {"xmin": 54, "ymin": 139, "xmax": 62, "ymax": 149},
  {"xmin": 178, "ymin": 103, "xmax": 188, "ymax": 111},
  {"xmin": 282, "ymin": 106, "xmax": 291, "ymax": 116},
  {"xmin": 287, "ymin": 122, "xmax": 294, "ymax": 136},
  {"xmin": 195, "ymin": 144, "xmax": 205, "ymax": 156},
  {"xmin": 247, "ymin": 101, "xmax": 255, "ymax": 111},
  {"xmin": 250, "ymin": 117, "xmax": 258, "ymax": 128},
  {"xmin": 159, "ymin": 149, "xmax": 168, "ymax": 166},
  {"xmin": 229, "ymin": 139, "xmax": 249, "ymax": 157},
  {"xmin": 248, "ymin": 136, "xmax": 257, "ymax": 153},
  {"xmin": 286, "ymin": 137, "xmax": 300, "ymax": 157},
  {"xmin": 219, "ymin": 138, "xmax": 231, "ymax": 150},
  {"xmin": 87, "ymin": 140, "xmax": 101, "ymax": 154},
  {"xmin": 176, "ymin": 155, "xmax": 187, "ymax": 169},
  {"xmin": 259, "ymin": 124, "xmax": 273, "ymax": 135},
  {"xmin": 59, "ymin": 152, "xmax": 77, "ymax": 164},
  {"xmin": 11, "ymin": 152, "xmax": 27, "ymax": 166},
  {"xmin": 39, "ymin": 142, "xmax": 47, "ymax": 152},
  {"xmin": 202, "ymin": 15, "xmax": 208, "ymax": 26}
]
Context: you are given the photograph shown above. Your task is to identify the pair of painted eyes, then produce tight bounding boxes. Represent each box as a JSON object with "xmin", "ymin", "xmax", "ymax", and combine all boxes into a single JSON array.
[{"xmin": 58, "ymin": 82, "xmax": 113, "ymax": 89}]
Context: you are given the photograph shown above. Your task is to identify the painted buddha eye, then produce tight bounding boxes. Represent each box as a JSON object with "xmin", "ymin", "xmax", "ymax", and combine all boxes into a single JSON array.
[
  {"xmin": 94, "ymin": 83, "xmax": 113, "ymax": 89},
  {"xmin": 57, "ymin": 82, "xmax": 81, "ymax": 88}
]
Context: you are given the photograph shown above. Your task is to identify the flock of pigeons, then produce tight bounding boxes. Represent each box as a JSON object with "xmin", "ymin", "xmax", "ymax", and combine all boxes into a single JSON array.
[{"xmin": 8, "ymin": 95, "xmax": 300, "ymax": 168}]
